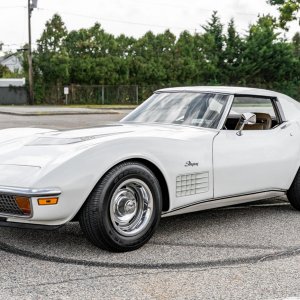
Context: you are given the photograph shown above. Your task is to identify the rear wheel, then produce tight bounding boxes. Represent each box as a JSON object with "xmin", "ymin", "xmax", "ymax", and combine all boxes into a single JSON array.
[
  {"xmin": 79, "ymin": 162, "xmax": 162, "ymax": 252},
  {"xmin": 287, "ymin": 169, "xmax": 300, "ymax": 211}
]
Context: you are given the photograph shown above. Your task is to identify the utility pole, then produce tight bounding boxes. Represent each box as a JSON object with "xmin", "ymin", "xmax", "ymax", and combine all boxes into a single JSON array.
[{"xmin": 27, "ymin": 0, "xmax": 38, "ymax": 105}]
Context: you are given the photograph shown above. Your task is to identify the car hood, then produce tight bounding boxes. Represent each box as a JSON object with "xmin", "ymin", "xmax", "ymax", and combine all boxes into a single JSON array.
[{"xmin": 0, "ymin": 123, "xmax": 216, "ymax": 170}]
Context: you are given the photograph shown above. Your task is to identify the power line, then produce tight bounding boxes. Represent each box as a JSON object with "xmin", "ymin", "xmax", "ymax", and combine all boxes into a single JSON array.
[
  {"xmin": 36, "ymin": 6, "xmax": 260, "ymax": 35},
  {"xmin": 37, "ymin": 7, "xmax": 197, "ymax": 31},
  {"xmin": 2, "ymin": 44, "xmax": 23, "ymax": 47},
  {"xmin": 0, "ymin": 5, "xmax": 26, "ymax": 9},
  {"xmin": 0, "ymin": 2, "xmax": 258, "ymax": 18},
  {"xmin": 107, "ymin": 0, "xmax": 259, "ymax": 17},
  {"xmin": 0, "ymin": 4, "xmax": 259, "ymax": 34},
  {"xmin": 0, "ymin": 3, "xmax": 264, "ymax": 51},
  {"xmin": 118, "ymin": 0, "xmax": 213, "ymax": 11}
]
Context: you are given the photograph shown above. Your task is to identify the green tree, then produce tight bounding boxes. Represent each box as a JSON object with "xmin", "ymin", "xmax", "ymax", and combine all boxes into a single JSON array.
[
  {"xmin": 131, "ymin": 31, "xmax": 175, "ymax": 85},
  {"xmin": 0, "ymin": 51, "xmax": 24, "ymax": 78},
  {"xmin": 65, "ymin": 23, "xmax": 120, "ymax": 84},
  {"xmin": 115, "ymin": 34, "xmax": 136, "ymax": 84},
  {"xmin": 36, "ymin": 14, "xmax": 69, "ymax": 87},
  {"xmin": 31, "ymin": 12, "xmax": 300, "ymax": 103},
  {"xmin": 0, "ymin": 65, "xmax": 10, "ymax": 77},
  {"xmin": 268, "ymin": 0, "xmax": 300, "ymax": 28},
  {"xmin": 292, "ymin": 32, "xmax": 300, "ymax": 57},
  {"xmin": 241, "ymin": 15, "xmax": 295, "ymax": 90},
  {"xmin": 155, "ymin": 30, "xmax": 176, "ymax": 84},
  {"xmin": 291, "ymin": 32, "xmax": 300, "ymax": 90},
  {"xmin": 223, "ymin": 19, "xmax": 244, "ymax": 84},
  {"xmin": 174, "ymin": 31, "xmax": 205, "ymax": 85},
  {"xmin": 200, "ymin": 11, "xmax": 225, "ymax": 83}
]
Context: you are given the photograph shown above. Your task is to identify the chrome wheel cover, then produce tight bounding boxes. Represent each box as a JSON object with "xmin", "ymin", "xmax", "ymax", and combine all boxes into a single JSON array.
[{"xmin": 110, "ymin": 178, "xmax": 154, "ymax": 237}]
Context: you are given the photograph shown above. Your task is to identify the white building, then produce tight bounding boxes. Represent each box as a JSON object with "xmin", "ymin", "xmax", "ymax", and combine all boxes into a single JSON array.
[{"xmin": 0, "ymin": 54, "xmax": 23, "ymax": 73}]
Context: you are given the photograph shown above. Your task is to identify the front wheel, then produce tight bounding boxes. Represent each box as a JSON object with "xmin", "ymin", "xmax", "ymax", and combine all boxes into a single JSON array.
[
  {"xmin": 287, "ymin": 169, "xmax": 300, "ymax": 211},
  {"xmin": 79, "ymin": 162, "xmax": 162, "ymax": 252}
]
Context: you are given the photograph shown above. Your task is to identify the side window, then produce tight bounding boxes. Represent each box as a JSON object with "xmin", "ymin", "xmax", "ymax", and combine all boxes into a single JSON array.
[{"xmin": 224, "ymin": 96, "xmax": 280, "ymax": 130}]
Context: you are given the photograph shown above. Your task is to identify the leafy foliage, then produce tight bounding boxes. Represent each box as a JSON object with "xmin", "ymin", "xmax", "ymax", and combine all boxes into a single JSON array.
[
  {"xmin": 36, "ymin": 14, "xmax": 69, "ymax": 85},
  {"xmin": 268, "ymin": 0, "xmax": 300, "ymax": 28},
  {"xmin": 0, "ymin": 65, "xmax": 10, "ymax": 77},
  {"xmin": 31, "ymin": 12, "xmax": 300, "ymax": 102}
]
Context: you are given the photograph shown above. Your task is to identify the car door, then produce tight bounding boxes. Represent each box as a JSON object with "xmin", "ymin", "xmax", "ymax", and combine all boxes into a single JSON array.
[{"xmin": 213, "ymin": 95, "xmax": 300, "ymax": 198}]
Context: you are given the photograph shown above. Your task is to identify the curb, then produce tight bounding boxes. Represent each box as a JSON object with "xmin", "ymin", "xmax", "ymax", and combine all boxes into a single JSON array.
[{"xmin": 0, "ymin": 111, "xmax": 121, "ymax": 116}]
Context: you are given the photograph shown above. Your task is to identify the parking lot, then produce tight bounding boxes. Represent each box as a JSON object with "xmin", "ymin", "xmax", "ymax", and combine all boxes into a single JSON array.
[{"xmin": 1, "ymin": 110, "xmax": 300, "ymax": 299}]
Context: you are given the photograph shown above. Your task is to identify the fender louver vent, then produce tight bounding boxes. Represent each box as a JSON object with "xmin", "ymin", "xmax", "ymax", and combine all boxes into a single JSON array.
[{"xmin": 176, "ymin": 172, "xmax": 209, "ymax": 197}]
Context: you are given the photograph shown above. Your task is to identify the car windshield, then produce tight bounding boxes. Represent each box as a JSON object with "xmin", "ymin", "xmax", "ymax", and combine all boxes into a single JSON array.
[{"xmin": 122, "ymin": 92, "xmax": 230, "ymax": 129}]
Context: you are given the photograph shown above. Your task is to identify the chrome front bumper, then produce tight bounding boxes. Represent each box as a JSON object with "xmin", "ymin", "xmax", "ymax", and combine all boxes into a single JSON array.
[
  {"xmin": 0, "ymin": 186, "xmax": 61, "ymax": 219},
  {"xmin": 0, "ymin": 186, "xmax": 61, "ymax": 197}
]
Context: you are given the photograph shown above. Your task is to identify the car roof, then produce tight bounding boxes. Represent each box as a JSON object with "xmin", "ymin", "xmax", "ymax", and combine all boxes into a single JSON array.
[{"xmin": 156, "ymin": 86, "xmax": 281, "ymax": 97}]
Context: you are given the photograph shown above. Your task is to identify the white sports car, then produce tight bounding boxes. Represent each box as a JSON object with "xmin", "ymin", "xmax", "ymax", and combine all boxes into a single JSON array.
[{"xmin": 1, "ymin": 86, "xmax": 300, "ymax": 252}]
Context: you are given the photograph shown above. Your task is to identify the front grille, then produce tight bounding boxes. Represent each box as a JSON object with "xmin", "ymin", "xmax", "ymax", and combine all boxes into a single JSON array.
[{"xmin": 0, "ymin": 194, "xmax": 24, "ymax": 216}]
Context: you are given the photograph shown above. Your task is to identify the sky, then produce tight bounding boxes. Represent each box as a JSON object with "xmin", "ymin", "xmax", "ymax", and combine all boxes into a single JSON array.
[{"xmin": 0, "ymin": 0, "xmax": 299, "ymax": 53}]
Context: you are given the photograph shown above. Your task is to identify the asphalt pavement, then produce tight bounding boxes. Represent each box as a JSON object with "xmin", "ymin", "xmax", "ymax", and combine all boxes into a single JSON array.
[{"xmin": 0, "ymin": 108, "xmax": 300, "ymax": 300}]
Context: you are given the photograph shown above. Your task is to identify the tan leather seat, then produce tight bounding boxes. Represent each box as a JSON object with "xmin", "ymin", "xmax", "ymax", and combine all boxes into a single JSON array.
[{"xmin": 235, "ymin": 113, "xmax": 272, "ymax": 131}]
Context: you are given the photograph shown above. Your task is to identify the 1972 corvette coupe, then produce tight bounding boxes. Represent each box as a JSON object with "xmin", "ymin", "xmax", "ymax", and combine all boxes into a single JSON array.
[{"xmin": 1, "ymin": 86, "xmax": 300, "ymax": 252}]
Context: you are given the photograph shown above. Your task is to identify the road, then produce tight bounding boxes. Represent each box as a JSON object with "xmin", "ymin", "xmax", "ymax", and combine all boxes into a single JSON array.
[{"xmin": 0, "ymin": 111, "xmax": 300, "ymax": 300}]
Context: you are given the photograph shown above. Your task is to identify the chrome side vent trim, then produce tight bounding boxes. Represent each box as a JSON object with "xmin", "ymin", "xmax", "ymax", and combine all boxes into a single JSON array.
[
  {"xmin": 163, "ymin": 190, "xmax": 286, "ymax": 218},
  {"xmin": 176, "ymin": 172, "xmax": 209, "ymax": 197}
]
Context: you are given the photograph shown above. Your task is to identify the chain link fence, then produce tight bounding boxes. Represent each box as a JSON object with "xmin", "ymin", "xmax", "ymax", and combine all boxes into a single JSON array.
[{"xmin": 40, "ymin": 84, "xmax": 165, "ymax": 105}]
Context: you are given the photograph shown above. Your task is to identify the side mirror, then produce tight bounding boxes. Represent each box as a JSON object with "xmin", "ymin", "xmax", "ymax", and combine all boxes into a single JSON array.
[{"xmin": 236, "ymin": 113, "xmax": 256, "ymax": 136}]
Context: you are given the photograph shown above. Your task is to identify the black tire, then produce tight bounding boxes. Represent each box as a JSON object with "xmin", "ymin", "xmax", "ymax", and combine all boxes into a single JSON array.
[
  {"xmin": 79, "ymin": 161, "xmax": 162, "ymax": 252},
  {"xmin": 287, "ymin": 169, "xmax": 300, "ymax": 211}
]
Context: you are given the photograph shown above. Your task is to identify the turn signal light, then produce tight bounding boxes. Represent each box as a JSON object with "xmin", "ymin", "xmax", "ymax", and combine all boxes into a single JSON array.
[
  {"xmin": 15, "ymin": 196, "xmax": 31, "ymax": 215},
  {"xmin": 38, "ymin": 197, "xmax": 59, "ymax": 206}
]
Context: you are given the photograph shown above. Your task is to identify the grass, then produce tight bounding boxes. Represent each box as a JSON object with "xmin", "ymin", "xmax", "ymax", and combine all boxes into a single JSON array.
[
  {"xmin": 68, "ymin": 104, "xmax": 138, "ymax": 109},
  {"xmin": 0, "ymin": 104, "xmax": 138, "ymax": 109}
]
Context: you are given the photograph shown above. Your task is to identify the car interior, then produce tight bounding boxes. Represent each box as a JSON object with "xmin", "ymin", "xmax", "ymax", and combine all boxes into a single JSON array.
[
  {"xmin": 224, "ymin": 112, "xmax": 279, "ymax": 130},
  {"xmin": 223, "ymin": 96, "xmax": 280, "ymax": 130}
]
